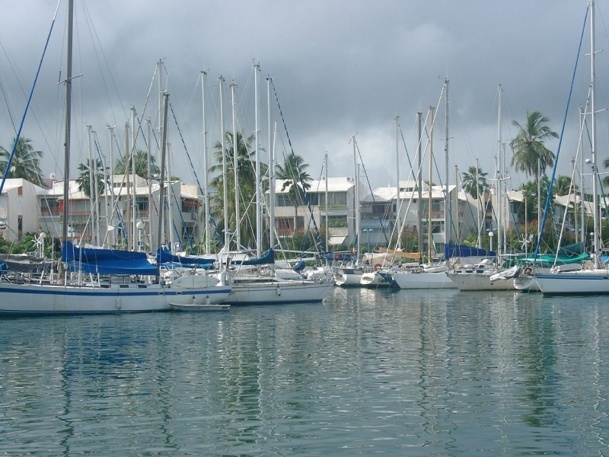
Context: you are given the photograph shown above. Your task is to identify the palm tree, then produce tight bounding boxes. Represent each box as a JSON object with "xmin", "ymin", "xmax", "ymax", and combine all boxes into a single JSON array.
[
  {"xmin": 77, "ymin": 158, "xmax": 108, "ymax": 197},
  {"xmin": 510, "ymin": 111, "xmax": 558, "ymax": 232},
  {"xmin": 462, "ymin": 165, "xmax": 489, "ymax": 247},
  {"xmin": 555, "ymin": 175, "xmax": 577, "ymax": 196},
  {"xmin": 114, "ymin": 150, "xmax": 160, "ymax": 178},
  {"xmin": 275, "ymin": 153, "xmax": 312, "ymax": 233},
  {"xmin": 209, "ymin": 131, "xmax": 264, "ymax": 248},
  {"xmin": 461, "ymin": 165, "xmax": 488, "ymax": 199},
  {"xmin": 0, "ymin": 137, "xmax": 44, "ymax": 185}
]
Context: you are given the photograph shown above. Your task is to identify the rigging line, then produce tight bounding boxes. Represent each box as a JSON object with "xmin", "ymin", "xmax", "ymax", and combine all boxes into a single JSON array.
[
  {"xmin": 92, "ymin": 134, "xmax": 126, "ymax": 246},
  {"xmin": 168, "ymin": 101, "xmax": 222, "ymax": 246},
  {"xmin": 78, "ymin": 1, "xmax": 129, "ymax": 127},
  {"xmin": 0, "ymin": 0, "xmax": 61, "ymax": 196},
  {"xmin": 0, "ymin": 48, "xmax": 18, "ymax": 132},
  {"xmin": 456, "ymin": 170, "xmax": 482, "ymax": 242},
  {"xmin": 132, "ymin": 66, "xmax": 159, "ymax": 149},
  {"xmin": 354, "ymin": 138, "xmax": 390, "ymax": 244},
  {"xmin": 270, "ymin": 79, "xmax": 324, "ymax": 252},
  {"xmin": 535, "ymin": 2, "xmax": 589, "ymax": 258}
]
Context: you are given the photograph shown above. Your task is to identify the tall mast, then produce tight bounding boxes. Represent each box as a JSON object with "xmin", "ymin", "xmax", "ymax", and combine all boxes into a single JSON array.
[
  {"xmin": 254, "ymin": 63, "xmax": 262, "ymax": 256},
  {"xmin": 353, "ymin": 137, "xmax": 360, "ymax": 257},
  {"xmin": 444, "ymin": 78, "xmax": 450, "ymax": 249},
  {"xmin": 267, "ymin": 77, "xmax": 275, "ymax": 251},
  {"xmin": 131, "ymin": 107, "xmax": 137, "ymax": 250},
  {"xmin": 87, "ymin": 125, "xmax": 96, "ymax": 245},
  {"xmin": 497, "ymin": 84, "xmax": 502, "ymax": 258},
  {"xmin": 156, "ymin": 92, "xmax": 170, "ymax": 279},
  {"xmin": 219, "ymin": 76, "xmax": 229, "ymax": 250},
  {"xmin": 324, "ymin": 153, "xmax": 329, "ymax": 252},
  {"xmin": 428, "ymin": 106, "xmax": 435, "ymax": 263},
  {"xmin": 454, "ymin": 165, "xmax": 459, "ymax": 241},
  {"xmin": 590, "ymin": 0, "xmax": 600, "ymax": 266},
  {"xmin": 201, "ymin": 71, "xmax": 210, "ymax": 255},
  {"xmin": 394, "ymin": 116, "xmax": 400, "ymax": 249},
  {"xmin": 125, "ymin": 120, "xmax": 131, "ymax": 250},
  {"xmin": 417, "ymin": 112, "xmax": 423, "ymax": 261},
  {"xmin": 146, "ymin": 118, "xmax": 153, "ymax": 251},
  {"xmin": 106, "ymin": 125, "xmax": 115, "ymax": 247},
  {"xmin": 230, "ymin": 81, "xmax": 240, "ymax": 248},
  {"xmin": 476, "ymin": 158, "xmax": 481, "ymax": 248},
  {"xmin": 62, "ymin": 0, "xmax": 74, "ymax": 245},
  {"xmin": 157, "ymin": 60, "xmax": 164, "ymax": 250}
]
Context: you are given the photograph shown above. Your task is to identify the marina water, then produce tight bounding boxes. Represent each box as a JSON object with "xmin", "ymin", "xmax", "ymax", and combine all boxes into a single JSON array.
[{"xmin": 1, "ymin": 287, "xmax": 608, "ymax": 455}]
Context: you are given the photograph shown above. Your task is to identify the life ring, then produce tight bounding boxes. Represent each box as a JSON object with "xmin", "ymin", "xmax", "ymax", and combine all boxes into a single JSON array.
[{"xmin": 374, "ymin": 263, "xmax": 382, "ymax": 270}]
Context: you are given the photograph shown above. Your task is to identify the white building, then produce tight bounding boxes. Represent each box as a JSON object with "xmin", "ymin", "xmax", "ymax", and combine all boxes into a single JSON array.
[
  {"xmin": 38, "ymin": 175, "xmax": 202, "ymax": 252},
  {"xmin": 273, "ymin": 176, "xmax": 357, "ymax": 248},
  {"xmin": 0, "ymin": 178, "xmax": 46, "ymax": 241}
]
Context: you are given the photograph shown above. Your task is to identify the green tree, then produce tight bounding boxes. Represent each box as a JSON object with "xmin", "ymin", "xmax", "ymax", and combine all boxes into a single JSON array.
[
  {"xmin": 461, "ymin": 165, "xmax": 488, "ymax": 199},
  {"xmin": 0, "ymin": 137, "xmax": 44, "ymax": 185},
  {"xmin": 461, "ymin": 165, "xmax": 489, "ymax": 246},
  {"xmin": 554, "ymin": 175, "xmax": 576, "ymax": 196},
  {"xmin": 519, "ymin": 176, "xmax": 553, "ymax": 227},
  {"xmin": 114, "ymin": 150, "xmax": 160, "ymax": 178},
  {"xmin": 510, "ymin": 111, "xmax": 558, "ymax": 231},
  {"xmin": 510, "ymin": 111, "xmax": 558, "ymax": 176},
  {"xmin": 209, "ymin": 131, "xmax": 266, "ymax": 249},
  {"xmin": 275, "ymin": 153, "xmax": 312, "ymax": 233},
  {"xmin": 76, "ymin": 158, "xmax": 108, "ymax": 197}
]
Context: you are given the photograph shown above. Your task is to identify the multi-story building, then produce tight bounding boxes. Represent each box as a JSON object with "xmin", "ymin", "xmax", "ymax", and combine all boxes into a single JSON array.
[
  {"xmin": 360, "ymin": 181, "xmax": 466, "ymax": 256},
  {"xmin": 273, "ymin": 176, "xmax": 357, "ymax": 248},
  {"xmin": 0, "ymin": 178, "xmax": 46, "ymax": 241},
  {"xmin": 37, "ymin": 175, "xmax": 202, "ymax": 252}
]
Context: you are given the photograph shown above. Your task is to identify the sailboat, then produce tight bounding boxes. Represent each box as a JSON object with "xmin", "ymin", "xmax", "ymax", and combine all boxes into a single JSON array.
[
  {"xmin": 387, "ymin": 106, "xmax": 455, "ymax": 290},
  {"xmin": 535, "ymin": 0, "xmax": 609, "ymax": 295},
  {"xmin": 214, "ymin": 69, "xmax": 334, "ymax": 305},
  {"xmin": 0, "ymin": 0, "xmax": 231, "ymax": 314},
  {"xmin": 446, "ymin": 86, "xmax": 517, "ymax": 291}
]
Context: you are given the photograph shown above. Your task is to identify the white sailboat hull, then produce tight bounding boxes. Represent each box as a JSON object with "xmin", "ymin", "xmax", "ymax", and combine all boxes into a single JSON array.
[
  {"xmin": 360, "ymin": 271, "xmax": 394, "ymax": 288},
  {"xmin": 446, "ymin": 271, "xmax": 516, "ymax": 291},
  {"xmin": 224, "ymin": 280, "xmax": 334, "ymax": 305},
  {"xmin": 513, "ymin": 275, "xmax": 540, "ymax": 292},
  {"xmin": 535, "ymin": 269, "xmax": 609, "ymax": 295},
  {"xmin": 391, "ymin": 271, "xmax": 456, "ymax": 289},
  {"xmin": 334, "ymin": 268, "xmax": 364, "ymax": 287},
  {"xmin": 0, "ymin": 281, "xmax": 232, "ymax": 315}
]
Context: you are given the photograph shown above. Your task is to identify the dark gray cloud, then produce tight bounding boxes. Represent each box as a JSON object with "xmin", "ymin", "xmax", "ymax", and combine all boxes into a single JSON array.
[{"xmin": 0, "ymin": 0, "xmax": 606, "ymax": 191}]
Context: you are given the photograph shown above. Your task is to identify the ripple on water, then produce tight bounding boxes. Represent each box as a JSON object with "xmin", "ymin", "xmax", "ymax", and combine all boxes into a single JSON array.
[{"xmin": 0, "ymin": 291, "xmax": 608, "ymax": 455}]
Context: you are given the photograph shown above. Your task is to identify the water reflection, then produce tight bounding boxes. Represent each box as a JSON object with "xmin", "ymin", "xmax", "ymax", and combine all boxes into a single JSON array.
[{"xmin": 0, "ymin": 290, "xmax": 608, "ymax": 455}]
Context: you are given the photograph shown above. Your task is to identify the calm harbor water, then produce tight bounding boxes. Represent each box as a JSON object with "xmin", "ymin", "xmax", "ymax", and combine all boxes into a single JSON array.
[{"xmin": 1, "ymin": 287, "xmax": 609, "ymax": 456}]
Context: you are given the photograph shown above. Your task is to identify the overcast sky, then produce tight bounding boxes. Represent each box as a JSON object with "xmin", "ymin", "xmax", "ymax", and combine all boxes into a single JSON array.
[{"xmin": 1, "ymin": 0, "xmax": 608, "ymax": 193}]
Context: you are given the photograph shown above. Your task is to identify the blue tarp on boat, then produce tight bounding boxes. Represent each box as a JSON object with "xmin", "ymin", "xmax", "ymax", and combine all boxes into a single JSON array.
[
  {"xmin": 156, "ymin": 248, "xmax": 214, "ymax": 269},
  {"xmin": 232, "ymin": 249, "xmax": 275, "ymax": 265},
  {"xmin": 62, "ymin": 241, "xmax": 157, "ymax": 275}
]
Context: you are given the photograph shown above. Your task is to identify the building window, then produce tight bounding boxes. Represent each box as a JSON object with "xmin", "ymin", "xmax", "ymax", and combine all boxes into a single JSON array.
[
  {"xmin": 276, "ymin": 194, "xmax": 292, "ymax": 207},
  {"xmin": 17, "ymin": 215, "xmax": 23, "ymax": 240},
  {"xmin": 136, "ymin": 196, "xmax": 149, "ymax": 212},
  {"xmin": 327, "ymin": 192, "xmax": 347, "ymax": 207},
  {"xmin": 40, "ymin": 198, "xmax": 60, "ymax": 216},
  {"xmin": 307, "ymin": 192, "xmax": 319, "ymax": 206}
]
